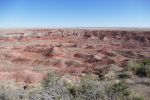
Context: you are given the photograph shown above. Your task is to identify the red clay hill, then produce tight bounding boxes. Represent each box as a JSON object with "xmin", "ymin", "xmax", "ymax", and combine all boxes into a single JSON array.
[{"xmin": 0, "ymin": 28, "xmax": 149, "ymax": 84}]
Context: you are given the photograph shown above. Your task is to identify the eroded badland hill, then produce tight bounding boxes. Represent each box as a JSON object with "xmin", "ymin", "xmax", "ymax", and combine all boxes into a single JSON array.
[{"xmin": 0, "ymin": 28, "xmax": 150, "ymax": 99}]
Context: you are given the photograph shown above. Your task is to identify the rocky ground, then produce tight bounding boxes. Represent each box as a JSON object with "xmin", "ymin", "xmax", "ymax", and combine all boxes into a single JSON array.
[{"xmin": 0, "ymin": 28, "xmax": 150, "ymax": 99}]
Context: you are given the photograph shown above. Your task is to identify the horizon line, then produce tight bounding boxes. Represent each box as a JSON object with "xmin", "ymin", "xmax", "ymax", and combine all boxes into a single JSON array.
[
  {"xmin": 0, "ymin": 27, "xmax": 150, "ymax": 29},
  {"xmin": 0, "ymin": 27, "xmax": 150, "ymax": 31}
]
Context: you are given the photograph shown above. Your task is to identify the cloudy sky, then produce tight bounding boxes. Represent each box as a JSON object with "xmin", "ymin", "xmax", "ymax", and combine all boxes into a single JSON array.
[{"xmin": 0, "ymin": 0, "xmax": 150, "ymax": 28}]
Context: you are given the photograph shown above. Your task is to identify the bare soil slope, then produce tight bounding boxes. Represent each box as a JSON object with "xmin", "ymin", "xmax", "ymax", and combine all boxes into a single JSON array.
[{"xmin": 0, "ymin": 28, "xmax": 149, "ymax": 84}]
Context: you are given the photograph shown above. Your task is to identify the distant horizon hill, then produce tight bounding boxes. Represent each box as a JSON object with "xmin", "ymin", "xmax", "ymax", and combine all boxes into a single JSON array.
[{"xmin": 0, "ymin": 27, "xmax": 150, "ymax": 32}]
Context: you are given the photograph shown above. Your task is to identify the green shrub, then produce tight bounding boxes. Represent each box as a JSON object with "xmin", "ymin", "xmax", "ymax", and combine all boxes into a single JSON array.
[
  {"xmin": 67, "ymin": 85, "xmax": 78, "ymax": 97},
  {"xmin": 41, "ymin": 72, "xmax": 71, "ymax": 100},
  {"xmin": 0, "ymin": 73, "xmax": 145, "ymax": 100},
  {"xmin": 132, "ymin": 96, "xmax": 144, "ymax": 100},
  {"xmin": 117, "ymin": 72, "xmax": 131, "ymax": 79},
  {"xmin": 41, "ymin": 72, "xmax": 146, "ymax": 100},
  {"xmin": 41, "ymin": 73, "xmax": 106, "ymax": 100},
  {"xmin": 41, "ymin": 72, "xmax": 61, "ymax": 88},
  {"xmin": 0, "ymin": 83, "xmax": 39, "ymax": 100},
  {"xmin": 128, "ymin": 59, "xmax": 150, "ymax": 77},
  {"xmin": 127, "ymin": 61, "xmax": 140, "ymax": 71},
  {"xmin": 106, "ymin": 81, "xmax": 131, "ymax": 100},
  {"xmin": 142, "ymin": 59, "xmax": 150, "ymax": 65},
  {"xmin": 76, "ymin": 75, "xmax": 106, "ymax": 100},
  {"xmin": 135, "ymin": 64, "xmax": 150, "ymax": 77}
]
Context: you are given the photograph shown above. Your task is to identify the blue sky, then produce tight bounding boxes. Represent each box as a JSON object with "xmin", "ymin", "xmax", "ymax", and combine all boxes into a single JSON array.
[{"xmin": 0, "ymin": 0, "xmax": 150, "ymax": 28}]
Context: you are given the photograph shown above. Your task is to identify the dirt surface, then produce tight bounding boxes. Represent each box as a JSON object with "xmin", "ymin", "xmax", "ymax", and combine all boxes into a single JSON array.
[{"xmin": 0, "ymin": 28, "xmax": 149, "ymax": 83}]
